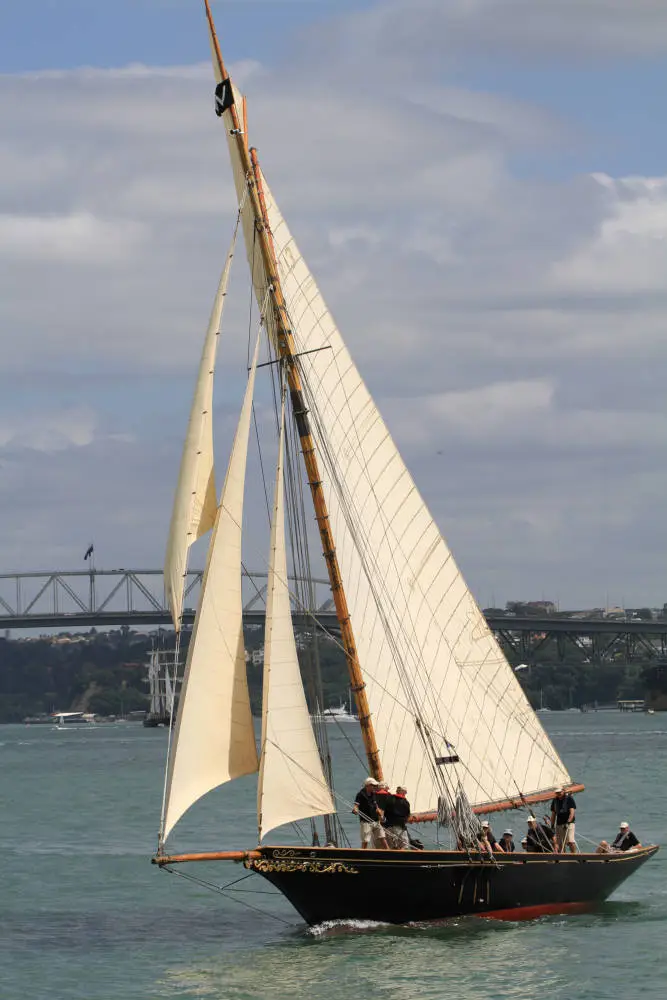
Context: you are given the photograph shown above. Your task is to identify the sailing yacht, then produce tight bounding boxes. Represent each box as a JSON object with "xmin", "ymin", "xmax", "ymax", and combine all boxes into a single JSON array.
[{"xmin": 153, "ymin": 2, "xmax": 658, "ymax": 925}]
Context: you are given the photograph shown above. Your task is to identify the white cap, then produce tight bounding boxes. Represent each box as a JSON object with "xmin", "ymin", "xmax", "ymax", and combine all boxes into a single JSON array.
[
  {"xmin": 527, "ymin": 815, "xmax": 537, "ymax": 822},
  {"xmin": 481, "ymin": 820, "xmax": 490, "ymax": 827},
  {"xmin": 503, "ymin": 829, "xmax": 513, "ymax": 836},
  {"xmin": 364, "ymin": 777, "xmax": 379, "ymax": 786},
  {"xmin": 620, "ymin": 821, "xmax": 629, "ymax": 828}
]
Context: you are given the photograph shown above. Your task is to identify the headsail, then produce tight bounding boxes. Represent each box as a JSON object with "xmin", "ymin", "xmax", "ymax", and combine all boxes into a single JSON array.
[
  {"xmin": 164, "ymin": 232, "xmax": 238, "ymax": 630},
  {"xmin": 257, "ymin": 397, "xmax": 335, "ymax": 841},
  {"xmin": 222, "ymin": 103, "xmax": 571, "ymax": 814},
  {"xmin": 161, "ymin": 335, "xmax": 261, "ymax": 842}
]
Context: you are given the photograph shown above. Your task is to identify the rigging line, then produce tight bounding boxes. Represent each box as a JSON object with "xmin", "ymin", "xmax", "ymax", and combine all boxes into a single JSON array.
[
  {"xmin": 290, "ymin": 362, "xmax": 447, "ymax": 732},
  {"xmin": 250, "ymin": 285, "xmax": 277, "ymax": 526},
  {"xmin": 325, "ymin": 712, "xmax": 368, "ymax": 770},
  {"xmin": 264, "ymin": 328, "xmax": 343, "ymax": 846},
  {"xmin": 240, "ymin": 560, "xmax": 267, "ymax": 607},
  {"xmin": 290, "ymin": 338, "xmax": 559, "ymax": 785},
  {"xmin": 247, "ymin": 208, "xmax": 273, "ymax": 518},
  {"xmin": 300, "ymin": 396, "xmax": 565, "ymax": 796},
  {"xmin": 252, "ymin": 401, "xmax": 272, "ymax": 524},
  {"xmin": 292, "ymin": 342, "xmax": 463, "ymax": 736},
  {"xmin": 296, "ymin": 392, "xmax": 458, "ymax": 795},
  {"xmin": 246, "ymin": 207, "xmax": 257, "ymax": 367},
  {"xmin": 161, "ymin": 866, "xmax": 293, "ymax": 925}
]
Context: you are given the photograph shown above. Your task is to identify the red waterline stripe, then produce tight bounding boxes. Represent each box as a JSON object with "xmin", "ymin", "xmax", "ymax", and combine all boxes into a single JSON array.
[{"xmin": 477, "ymin": 901, "xmax": 592, "ymax": 921}]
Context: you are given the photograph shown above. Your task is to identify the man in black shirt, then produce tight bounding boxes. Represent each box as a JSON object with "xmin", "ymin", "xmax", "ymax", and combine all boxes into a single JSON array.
[
  {"xmin": 499, "ymin": 829, "xmax": 515, "ymax": 853},
  {"xmin": 480, "ymin": 820, "xmax": 504, "ymax": 852},
  {"xmin": 525, "ymin": 815, "xmax": 556, "ymax": 853},
  {"xmin": 353, "ymin": 777, "xmax": 388, "ymax": 849},
  {"xmin": 383, "ymin": 785, "xmax": 411, "ymax": 849},
  {"xmin": 612, "ymin": 821, "xmax": 641, "ymax": 851},
  {"xmin": 550, "ymin": 787, "xmax": 577, "ymax": 853}
]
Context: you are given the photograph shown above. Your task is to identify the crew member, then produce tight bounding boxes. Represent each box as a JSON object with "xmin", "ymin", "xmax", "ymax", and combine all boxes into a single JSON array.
[
  {"xmin": 550, "ymin": 787, "xmax": 577, "ymax": 853},
  {"xmin": 476, "ymin": 826, "xmax": 493, "ymax": 857},
  {"xmin": 376, "ymin": 781, "xmax": 392, "ymax": 817},
  {"xmin": 525, "ymin": 815, "xmax": 556, "ymax": 853},
  {"xmin": 352, "ymin": 777, "xmax": 388, "ymax": 849},
  {"xmin": 481, "ymin": 820, "xmax": 504, "ymax": 852},
  {"xmin": 612, "ymin": 821, "xmax": 641, "ymax": 851},
  {"xmin": 499, "ymin": 829, "xmax": 515, "ymax": 853},
  {"xmin": 383, "ymin": 785, "xmax": 411, "ymax": 849}
]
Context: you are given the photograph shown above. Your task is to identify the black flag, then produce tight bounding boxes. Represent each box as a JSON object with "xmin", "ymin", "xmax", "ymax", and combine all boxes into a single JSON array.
[
  {"xmin": 214, "ymin": 77, "xmax": 234, "ymax": 117},
  {"xmin": 84, "ymin": 544, "xmax": 94, "ymax": 561}
]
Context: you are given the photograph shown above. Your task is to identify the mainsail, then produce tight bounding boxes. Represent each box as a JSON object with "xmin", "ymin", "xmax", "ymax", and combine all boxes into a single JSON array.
[
  {"xmin": 161, "ymin": 335, "xmax": 261, "ymax": 842},
  {"xmin": 164, "ymin": 231, "xmax": 237, "ymax": 630},
  {"xmin": 223, "ymin": 110, "xmax": 571, "ymax": 816},
  {"xmin": 257, "ymin": 398, "xmax": 336, "ymax": 841}
]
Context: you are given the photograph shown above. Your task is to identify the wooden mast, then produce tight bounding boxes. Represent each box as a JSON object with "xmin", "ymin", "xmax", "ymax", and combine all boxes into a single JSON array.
[{"xmin": 203, "ymin": 1, "xmax": 383, "ymax": 782}]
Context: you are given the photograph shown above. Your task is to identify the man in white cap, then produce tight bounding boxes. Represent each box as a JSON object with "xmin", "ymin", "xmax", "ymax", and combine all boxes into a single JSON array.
[
  {"xmin": 525, "ymin": 815, "xmax": 556, "ymax": 853},
  {"xmin": 550, "ymin": 786, "xmax": 577, "ymax": 853},
  {"xmin": 352, "ymin": 777, "xmax": 388, "ymax": 849},
  {"xmin": 499, "ymin": 829, "xmax": 515, "ymax": 853},
  {"xmin": 481, "ymin": 819, "xmax": 504, "ymax": 853},
  {"xmin": 612, "ymin": 821, "xmax": 641, "ymax": 851}
]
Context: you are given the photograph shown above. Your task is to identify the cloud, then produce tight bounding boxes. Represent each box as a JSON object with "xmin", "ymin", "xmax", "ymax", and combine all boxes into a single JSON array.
[
  {"xmin": 550, "ymin": 174, "xmax": 667, "ymax": 294},
  {"xmin": 0, "ymin": 407, "xmax": 98, "ymax": 452},
  {"xmin": 0, "ymin": 212, "xmax": 144, "ymax": 263},
  {"xmin": 1, "ymin": 2, "xmax": 667, "ymax": 606},
  {"xmin": 338, "ymin": 0, "xmax": 667, "ymax": 64},
  {"xmin": 389, "ymin": 379, "xmax": 667, "ymax": 459}
]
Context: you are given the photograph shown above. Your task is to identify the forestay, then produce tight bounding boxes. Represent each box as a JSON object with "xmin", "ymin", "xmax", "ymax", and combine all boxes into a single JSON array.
[
  {"xmin": 257, "ymin": 399, "xmax": 335, "ymax": 840},
  {"xmin": 164, "ymin": 232, "xmax": 238, "ymax": 629},
  {"xmin": 224, "ymin": 108, "xmax": 571, "ymax": 815},
  {"xmin": 162, "ymin": 335, "xmax": 261, "ymax": 842}
]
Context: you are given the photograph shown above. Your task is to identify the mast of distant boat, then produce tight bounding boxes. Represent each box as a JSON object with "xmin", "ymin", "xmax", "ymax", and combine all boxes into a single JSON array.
[{"xmin": 203, "ymin": 0, "xmax": 383, "ymax": 783}]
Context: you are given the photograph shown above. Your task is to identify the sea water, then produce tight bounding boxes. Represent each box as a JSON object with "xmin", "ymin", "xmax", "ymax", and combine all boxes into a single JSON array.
[{"xmin": 0, "ymin": 713, "xmax": 665, "ymax": 1000}]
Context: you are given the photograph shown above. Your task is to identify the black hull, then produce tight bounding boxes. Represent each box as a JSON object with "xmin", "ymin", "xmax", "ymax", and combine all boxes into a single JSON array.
[{"xmin": 247, "ymin": 844, "xmax": 658, "ymax": 925}]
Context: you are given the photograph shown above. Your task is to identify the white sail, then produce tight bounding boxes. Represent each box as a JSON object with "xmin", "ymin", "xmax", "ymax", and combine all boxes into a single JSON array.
[
  {"xmin": 162, "ymin": 335, "xmax": 261, "ymax": 842},
  {"xmin": 257, "ymin": 399, "xmax": 335, "ymax": 841},
  {"xmin": 223, "ymin": 126, "xmax": 571, "ymax": 814},
  {"xmin": 164, "ymin": 234, "xmax": 237, "ymax": 630}
]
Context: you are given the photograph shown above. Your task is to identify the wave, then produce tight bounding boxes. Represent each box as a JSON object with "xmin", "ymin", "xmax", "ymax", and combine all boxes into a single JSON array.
[{"xmin": 307, "ymin": 918, "xmax": 391, "ymax": 937}]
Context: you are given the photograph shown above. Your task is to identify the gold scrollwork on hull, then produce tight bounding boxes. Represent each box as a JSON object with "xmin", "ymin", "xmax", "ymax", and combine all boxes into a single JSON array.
[{"xmin": 247, "ymin": 858, "xmax": 359, "ymax": 875}]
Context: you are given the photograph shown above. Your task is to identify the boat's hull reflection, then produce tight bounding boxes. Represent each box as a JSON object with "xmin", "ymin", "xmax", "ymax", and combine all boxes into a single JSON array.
[{"xmin": 247, "ymin": 844, "xmax": 659, "ymax": 926}]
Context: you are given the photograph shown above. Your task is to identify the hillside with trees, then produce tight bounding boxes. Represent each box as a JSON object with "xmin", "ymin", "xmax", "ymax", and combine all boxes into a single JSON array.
[{"xmin": 0, "ymin": 624, "xmax": 662, "ymax": 723}]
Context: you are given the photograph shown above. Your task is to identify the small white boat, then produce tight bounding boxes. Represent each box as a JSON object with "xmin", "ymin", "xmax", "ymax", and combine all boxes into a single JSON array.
[
  {"xmin": 51, "ymin": 711, "xmax": 96, "ymax": 727},
  {"xmin": 321, "ymin": 704, "xmax": 357, "ymax": 723}
]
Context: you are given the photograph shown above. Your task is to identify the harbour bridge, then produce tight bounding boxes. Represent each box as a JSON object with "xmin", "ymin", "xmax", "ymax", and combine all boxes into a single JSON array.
[{"xmin": 1, "ymin": 568, "xmax": 666, "ymax": 664}]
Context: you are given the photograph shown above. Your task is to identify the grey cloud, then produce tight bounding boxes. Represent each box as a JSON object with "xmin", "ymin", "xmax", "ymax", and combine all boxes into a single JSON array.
[
  {"xmin": 331, "ymin": 0, "xmax": 667, "ymax": 65},
  {"xmin": 2, "ymin": 3, "xmax": 667, "ymax": 604}
]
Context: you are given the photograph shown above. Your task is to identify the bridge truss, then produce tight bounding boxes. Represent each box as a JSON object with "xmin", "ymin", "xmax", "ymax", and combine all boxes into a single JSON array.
[
  {"xmin": 0, "ymin": 571, "xmax": 666, "ymax": 664},
  {"xmin": 0, "ymin": 569, "xmax": 334, "ymax": 631}
]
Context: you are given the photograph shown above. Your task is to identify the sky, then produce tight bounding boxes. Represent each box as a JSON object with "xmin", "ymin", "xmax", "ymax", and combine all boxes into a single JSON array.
[{"xmin": 2, "ymin": 0, "xmax": 667, "ymax": 610}]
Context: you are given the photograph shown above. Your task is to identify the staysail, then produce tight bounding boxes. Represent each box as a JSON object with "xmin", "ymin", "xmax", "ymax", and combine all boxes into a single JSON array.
[
  {"xmin": 257, "ymin": 398, "xmax": 336, "ymax": 841},
  {"xmin": 161, "ymin": 335, "xmax": 261, "ymax": 842},
  {"xmin": 164, "ymin": 232, "xmax": 238, "ymax": 629},
  {"xmin": 222, "ymin": 113, "xmax": 571, "ymax": 815}
]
